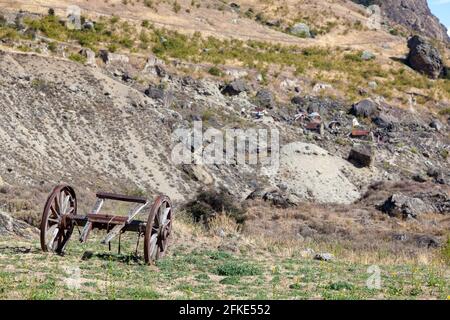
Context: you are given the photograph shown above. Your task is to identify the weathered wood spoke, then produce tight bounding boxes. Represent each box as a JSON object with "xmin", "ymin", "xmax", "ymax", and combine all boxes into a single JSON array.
[
  {"xmin": 40, "ymin": 185, "xmax": 76, "ymax": 254},
  {"xmin": 144, "ymin": 196, "xmax": 173, "ymax": 264}
]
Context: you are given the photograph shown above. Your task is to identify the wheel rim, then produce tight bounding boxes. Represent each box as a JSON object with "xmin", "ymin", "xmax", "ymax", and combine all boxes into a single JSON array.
[
  {"xmin": 144, "ymin": 196, "xmax": 172, "ymax": 264},
  {"xmin": 40, "ymin": 185, "xmax": 76, "ymax": 254}
]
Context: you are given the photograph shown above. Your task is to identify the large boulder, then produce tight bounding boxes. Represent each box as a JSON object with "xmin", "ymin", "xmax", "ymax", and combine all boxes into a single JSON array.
[
  {"xmin": 361, "ymin": 50, "xmax": 375, "ymax": 61},
  {"xmin": 255, "ymin": 89, "xmax": 275, "ymax": 108},
  {"xmin": 221, "ymin": 79, "xmax": 250, "ymax": 96},
  {"xmin": 380, "ymin": 193, "xmax": 434, "ymax": 219},
  {"xmin": 246, "ymin": 187, "xmax": 295, "ymax": 208},
  {"xmin": 351, "ymin": 99, "xmax": 378, "ymax": 118},
  {"xmin": 182, "ymin": 164, "xmax": 214, "ymax": 185},
  {"xmin": 143, "ymin": 55, "xmax": 166, "ymax": 77},
  {"xmin": 144, "ymin": 84, "xmax": 165, "ymax": 100},
  {"xmin": 79, "ymin": 48, "xmax": 96, "ymax": 66},
  {"xmin": 98, "ymin": 50, "xmax": 129, "ymax": 65},
  {"xmin": 372, "ymin": 113, "xmax": 397, "ymax": 130},
  {"xmin": 406, "ymin": 35, "xmax": 445, "ymax": 79},
  {"xmin": 348, "ymin": 146, "xmax": 373, "ymax": 167},
  {"xmin": 290, "ymin": 23, "xmax": 311, "ymax": 38}
]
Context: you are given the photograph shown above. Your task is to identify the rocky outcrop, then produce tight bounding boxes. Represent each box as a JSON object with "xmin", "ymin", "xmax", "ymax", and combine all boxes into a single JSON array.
[
  {"xmin": 353, "ymin": 0, "xmax": 449, "ymax": 42},
  {"xmin": 380, "ymin": 193, "xmax": 434, "ymax": 219},
  {"xmin": 221, "ymin": 79, "xmax": 250, "ymax": 96},
  {"xmin": 406, "ymin": 35, "xmax": 445, "ymax": 79},
  {"xmin": 98, "ymin": 50, "xmax": 129, "ymax": 65},
  {"xmin": 246, "ymin": 186, "xmax": 296, "ymax": 208}
]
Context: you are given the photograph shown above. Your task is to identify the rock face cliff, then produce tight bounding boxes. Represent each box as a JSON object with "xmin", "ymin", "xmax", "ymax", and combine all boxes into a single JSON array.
[{"xmin": 354, "ymin": 0, "xmax": 449, "ymax": 42}]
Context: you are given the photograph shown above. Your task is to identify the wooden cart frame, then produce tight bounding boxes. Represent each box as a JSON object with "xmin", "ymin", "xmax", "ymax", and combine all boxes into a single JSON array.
[{"xmin": 40, "ymin": 184, "xmax": 173, "ymax": 264}]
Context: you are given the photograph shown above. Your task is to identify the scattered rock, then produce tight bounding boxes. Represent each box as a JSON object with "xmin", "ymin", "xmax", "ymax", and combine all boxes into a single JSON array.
[
  {"xmin": 406, "ymin": 35, "xmax": 445, "ymax": 79},
  {"xmin": 82, "ymin": 21, "xmax": 95, "ymax": 30},
  {"xmin": 224, "ymin": 69, "xmax": 248, "ymax": 79},
  {"xmin": 79, "ymin": 48, "xmax": 96, "ymax": 66},
  {"xmin": 368, "ymin": 81, "xmax": 378, "ymax": 89},
  {"xmin": 216, "ymin": 228, "xmax": 226, "ymax": 238},
  {"xmin": 426, "ymin": 167, "xmax": 447, "ymax": 185},
  {"xmin": 372, "ymin": 113, "xmax": 396, "ymax": 129},
  {"xmin": 144, "ymin": 84, "xmax": 165, "ymax": 100},
  {"xmin": 229, "ymin": 2, "xmax": 240, "ymax": 12},
  {"xmin": 361, "ymin": 50, "xmax": 375, "ymax": 61},
  {"xmin": 314, "ymin": 253, "xmax": 334, "ymax": 261},
  {"xmin": 221, "ymin": 79, "xmax": 250, "ymax": 96},
  {"xmin": 416, "ymin": 191, "xmax": 450, "ymax": 214},
  {"xmin": 265, "ymin": 19, "xmax": 281, "ymax": 27},
  {"xmin": 351, "ymin": 99, "xmax": 378, "ymax": 118},
  {"xmin": 412, "ymin": 174, "xmax": 427, "ymax": 183},
  {"xmin": 246, "ymin": 187, "xmax": 295, "ymax": 208},
  {"xmin": 429, "ymin": 119, "xmax": 443, "ymax": 132},
  {"xmin": 255, "ymin": 89, "xmax": 275, "ymax": 108},
  {"xmin": 414, "ymin": 235, "xmax": 440, "ymax": 248},
  {"xmin": 290, "ymin": 23, "xmax": 311, "ymax": 38},
  {"xmin": 98, "ymin": 50, "xmax": 129, "ymax": 65},
  {"xmin": 380, "ymin": 193, "xmax": 433, "ymax": 219},
  {"xmin": 143, "ymin": 55, "xmax": 166, "ymax": 77},
  {"xmin": 348, "ymin": 146, "xmax": 373, "ymax": 168},
  {"xmin": 291, "ymin": 96, "xmax": 303, "ymax": 105},
  {"xmin": 312, "ymin": 83, "xmax": 332, "ymax": 93}
]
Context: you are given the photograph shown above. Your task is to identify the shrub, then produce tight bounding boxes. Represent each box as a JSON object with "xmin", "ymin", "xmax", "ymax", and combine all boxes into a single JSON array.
[
  {"xmin": 173, "ymin": 1, "xmax": 181, "ymax": 13},
  {"xmin": 438, "ymin": 108, "xmax": 450, "ymax": 115},
  {"xmin": 326, "ymin": 281, "xmax": 354, "ymax": 291},
  {"xmin": 68, "ymin": 53, "xmax": 87, "ymax": 64},
  {"xmin": 47, "ymin": 41, "xmax": 57, "ymax": 52},
  {"xmin": 215, "ymin": 261, "xmax": 261, "ymax": 276},
  {"xmin": 110, "ymin": 16, "xmax": 120, "ymax": 24},
  {"xmin": 207, "ymin": 66, "xmax": 222, "ymax": 76},
  {"xmin": 183, "ymin": 186, "xmax": 246, "ymax": 224},
  {"xmin": 141, "ymin": 20, "xmax": 151, "ymax": 28}
]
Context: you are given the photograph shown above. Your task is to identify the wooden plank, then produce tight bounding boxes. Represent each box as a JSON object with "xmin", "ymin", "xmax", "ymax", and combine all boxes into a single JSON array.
[{"xmin": 96, "ymin": 192, "xmax": 148, "ymax": 204}]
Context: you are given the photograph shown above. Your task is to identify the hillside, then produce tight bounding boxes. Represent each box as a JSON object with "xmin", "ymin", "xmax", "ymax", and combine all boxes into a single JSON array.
[{"xmin": 0, "ymin": 0, "xmax": 449, "ymax": 300}]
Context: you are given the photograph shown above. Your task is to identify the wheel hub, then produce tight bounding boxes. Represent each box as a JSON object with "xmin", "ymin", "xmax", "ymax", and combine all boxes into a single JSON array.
[{"xmin": 158, "ymin": 222, "xmax": 170, "ymax": 241}]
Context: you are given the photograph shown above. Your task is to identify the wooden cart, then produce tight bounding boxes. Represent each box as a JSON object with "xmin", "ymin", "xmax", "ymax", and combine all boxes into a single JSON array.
[{"xmin": 40, "ymin": 184, "xmax": 173, "ymax": 264}]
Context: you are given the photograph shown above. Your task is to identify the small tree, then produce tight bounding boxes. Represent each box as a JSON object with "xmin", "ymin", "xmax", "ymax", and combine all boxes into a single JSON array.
[{"xmin": 48, "ymin": 8, "xmax": 55, "ymax": 16}]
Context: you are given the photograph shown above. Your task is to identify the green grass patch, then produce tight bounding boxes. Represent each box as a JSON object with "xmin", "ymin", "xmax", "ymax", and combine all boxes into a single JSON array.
[{"xmin": 215, "ymin": 261, "xmax": 262, "ymax": 276}]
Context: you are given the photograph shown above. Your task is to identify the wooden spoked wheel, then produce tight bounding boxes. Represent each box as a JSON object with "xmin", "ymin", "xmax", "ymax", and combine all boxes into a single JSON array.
[
  {"xmin": 144, "ymin": 195, "xmax": 173, "ymax": 264},
  {"xmin": 40, "ymin": 184, "xmax": 77, "ymax": 254}
]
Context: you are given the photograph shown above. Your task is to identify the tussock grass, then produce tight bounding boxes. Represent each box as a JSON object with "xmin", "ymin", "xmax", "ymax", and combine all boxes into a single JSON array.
[{"xmin": 0, "ymin": 207, "xmax": 448, "ymax": 300}]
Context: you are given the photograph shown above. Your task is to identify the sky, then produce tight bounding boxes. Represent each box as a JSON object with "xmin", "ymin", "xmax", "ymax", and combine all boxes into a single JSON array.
[{"xmin": 427, "ymin": 0, "xmax": 450, "ymax": 36}]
